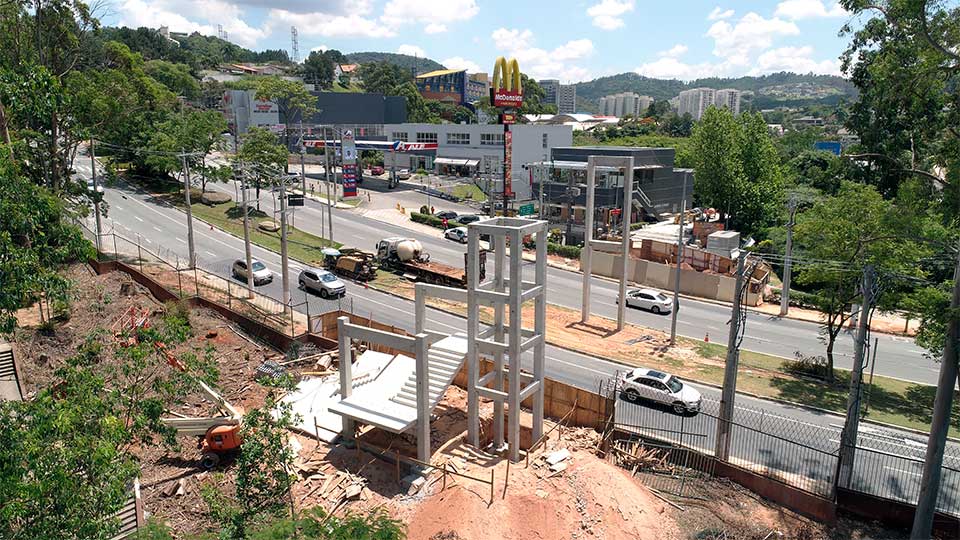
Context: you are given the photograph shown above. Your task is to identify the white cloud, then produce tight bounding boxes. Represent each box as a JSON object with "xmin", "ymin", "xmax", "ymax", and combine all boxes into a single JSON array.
[
  {"xmin": 658, "ymin": 44, "xmax": 689, "ymax": 58},
  {"xmin": 707, "ymin": 6, "xmax": 734, "ymax": 20},
  {"xmin": 381, "ymin": 0, "xmax": 478, "ymax": 27},
  {"xmin": 490, "ymin": 28, "xmax": 594, "ymax": 82},
  {"xmin": 268, "ymin": 8, "xmax": 394, "ymax": 38},
  {"xmin": 397, "ymin": 44, "xmax": 426, "ymax": 57},
  {"xmin": 310, "ymin": 44, "xmax": 329, "ymax": 52},
  {"xmin": 751, "ymin": 46, "xmax": 842, "ymax": 75},
  {"xmin": 117, "ymin": 0, "xmax": 270, "ymax": 48},
  {"xmin": 774, "ymin": 0, "xmax": 847, "ymax": 19},
  {"xmin": 425, "ymin": 23, "xmax": 447, "ymax": 34},
  {"xmin": 442, "ymin": 56, "xmax": 482, "ymax": 73},
  {"xmin": 586, "ymin": 0, "xmax": 634, "ymax": 30},
  {"xmin": 707, "ymin": 12, "xmax": 800, "ymax": 64},
  {"xmin": 635, "ymin": 58, "xmax": 724, "ymax": 80}
]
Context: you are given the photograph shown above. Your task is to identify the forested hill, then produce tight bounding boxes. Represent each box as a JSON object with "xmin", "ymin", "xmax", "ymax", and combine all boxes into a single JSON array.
[
  {"xmin": 344, "ymin": 52, "xmax": 445, "ymax": 74},
  {"xmin": 99, "ymin": 27, "xmax": 291, "ymax": 71},
  {"xmin": 575, "ymin": 71, "xmax": 857, "ymax": 111}
]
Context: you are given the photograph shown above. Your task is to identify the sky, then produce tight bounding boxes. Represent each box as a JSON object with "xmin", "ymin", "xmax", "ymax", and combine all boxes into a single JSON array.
[{"xmin": 102, "ymin": 0, "xmax": 860, "ymax": 83}]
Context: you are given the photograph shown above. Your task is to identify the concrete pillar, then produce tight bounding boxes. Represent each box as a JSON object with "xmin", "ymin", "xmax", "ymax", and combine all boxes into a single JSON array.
[
  {"xmin": 493, "ymin": 233, "xmax": 507, "ymax": 449},
  {"xmin": 336, "ymin": 316, "xmax": 355, "ymax": 440},
  {"xmin": 532, "ymin": 225, "xmax": 547, "ymax": 443},
  {"xmin": 581, "ymin": 157, "xmax": 596, "ymax": 323},
  {"xmin": 414, "ymin": 333, "xmax": 430, "ymax": 463},
  {"xmin": 466, "ymin": 227, "xmax": 481, "ymax": 447},
  {"xmin": 508, "ymin": 229, "xmax": 522, "ymax": 462}
]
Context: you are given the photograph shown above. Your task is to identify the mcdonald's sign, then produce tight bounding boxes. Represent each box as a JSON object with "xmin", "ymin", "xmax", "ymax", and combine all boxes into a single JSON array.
[{"xmin": 491, "ymin": 57, "xmax": 523, "ymax": 108}]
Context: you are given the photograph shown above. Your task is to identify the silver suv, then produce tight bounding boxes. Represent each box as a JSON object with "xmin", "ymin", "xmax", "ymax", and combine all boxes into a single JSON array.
[
  {"xmin": 298, "ymin": 268, "xmax": 346, "ymax": 298},
  {"xmin": 232, "ymin": 258, "xmax": 273, "ymax": 285}
]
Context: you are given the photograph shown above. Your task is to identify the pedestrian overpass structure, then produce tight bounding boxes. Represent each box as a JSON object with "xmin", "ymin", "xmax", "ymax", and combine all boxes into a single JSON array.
[{"xmin": 329, "ymin": 217, "xmax": 549, "ymax": 463}]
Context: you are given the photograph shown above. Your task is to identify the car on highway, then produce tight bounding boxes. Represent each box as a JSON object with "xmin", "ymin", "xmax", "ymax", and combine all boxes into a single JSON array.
[
  {"xmin": 619, "ymin": 367, "xmax": 702, "ymax": 414},
  {"xmin": 370, "ymin": 165, "xmax": 385, "ymax": 176},
  {"xmin": 232, "ymin": 258, "xmax": 273, "ymax": 285},
  {"xmin": 444, "ymin": 226, "xmax": 468, "ymax": 243},
  {"xmin": 298, "ymin": 267, "xmax": 346, "ymax": 298},
  {"xmin": 618, "ymin": 288, "xmax": 673, "ymax": 314},
  {"xmin": 86, "ymin": 178, "xmax": 104, "ymax": 194},
  {"xmin": 456, "ymin": 214, "xmax": 482, "ymax": 225},
  {"xmin": 434, "ymin": 210, "xmax": 458, "ymax": 220},
  {"xmin": 397, "ymin": 169, "xmax": 411, "ymax": 180}
]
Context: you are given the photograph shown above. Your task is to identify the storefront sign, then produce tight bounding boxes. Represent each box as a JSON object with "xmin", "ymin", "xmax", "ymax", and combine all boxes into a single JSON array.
[
  {"xmin": 342, "ymin": 130, "xmax": 358, "ymax": 198},
  {"xmin": 500, "ymin": 113, "xmax": 517, "ymax": 125},
  {"xmin": 491, "ymin": 57, "xmax": 524, "ymax": 109},
  {"xmin": 504, "ymin": 129, "xmax": 513, "ymax": 197}
]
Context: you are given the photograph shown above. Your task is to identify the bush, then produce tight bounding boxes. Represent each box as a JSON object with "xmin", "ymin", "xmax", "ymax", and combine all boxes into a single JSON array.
[
  {"xmin": 547, "ymin": 242, "xmax": 581, "ymax": 259},
  {"xmin": 419, "ymin": 205, "xmax": 429, "ymax": 215},
  {"xmin": 782, "ymin": 351, "xmax": 832, "ymax": 380},
  {"xmin": 410, "ymin": 212, "xmax": 445, "ymax": 229}
]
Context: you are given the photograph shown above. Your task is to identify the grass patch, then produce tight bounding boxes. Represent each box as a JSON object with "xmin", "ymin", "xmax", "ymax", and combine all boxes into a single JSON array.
[{"xmin": 450, "ymin": 183, "xmax": 487, "ymax": 202}]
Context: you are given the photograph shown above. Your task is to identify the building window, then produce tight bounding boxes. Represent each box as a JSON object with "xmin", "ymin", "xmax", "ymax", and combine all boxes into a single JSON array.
[
  {"xmin": 416, "ymin": 132, "xmax": 438, "ymax": 144},
  {"xmin": 392, "ymin": 132, "xmax": 408, "ymax": 142},
  {"xmin": 447, "ymin": 133, "xmax": 470, "ymax": 145},
  {"xmin": 542, "ymin": 133, "xmax": 548, "ymax": 149},
  {"xmin": 481, "ymin": 133, "xmax": 504, "ymax": 146}
]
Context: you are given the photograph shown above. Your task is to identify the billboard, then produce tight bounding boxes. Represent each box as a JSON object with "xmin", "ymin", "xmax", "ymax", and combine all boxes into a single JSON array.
[
  {"xmin": 491, "ymin": 57, "xmax": 523, "ymax": 108},
  {"xmin": 504, "ymin": 129, "xmax": 513, "ymax": 197},
  {"xmin": 341, "ymin": 130, "xmax": 358, "ymax": 198}
]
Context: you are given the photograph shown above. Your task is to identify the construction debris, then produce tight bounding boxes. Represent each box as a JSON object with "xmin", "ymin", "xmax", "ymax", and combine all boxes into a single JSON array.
[{"xmin": 545, "ymin": 448, "xmax": 571, "ymax": 466}]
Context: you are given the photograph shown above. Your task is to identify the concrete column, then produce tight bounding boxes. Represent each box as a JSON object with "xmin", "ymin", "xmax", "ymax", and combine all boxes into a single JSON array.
[
  {"xmin": 493, "ymin": 233, "xmax": 507, "ymax": 449},
  {"xmin": 617, "ymin": 158, "xmax": 634, "ymax": 331},
  {"xmin": 336, "ymin": 316, "xmax": 355, "ymax": 440},
  {"xmin": 532, "ymin": 224, "xmax": 547, "ymax": 443},
  {"xmin": 415, "ymin": 283, "xmax": 426, "ymax": 335},
  {"xmin": 508, "ymin": 229, "xmax": 523, "ymax": 462},
  {"xmin": 581, "ymin": 157, "xmax": 596, "ymax": 323},
  {"xmin": 415, "ymin": 333, "xmax": 431, "ymax": 463},
  {"xmin": 466, "ymin": 226, "xmax": 481, "ymax": 447}
]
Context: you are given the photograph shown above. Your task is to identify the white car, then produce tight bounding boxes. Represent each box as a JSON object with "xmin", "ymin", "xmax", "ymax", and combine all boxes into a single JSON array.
[
  {"xmin": 298, "ymin": 267, "xmax": 346, "ymax": 298},
  {"xmin": 619, "ymin": 288, "xmax": 672, "ymax": 314},
  {"xmin": 444, "ymin": 226, "xmax": 468, "ymax": 243},
  {"xmin": 397, "ymin": 169, "xmax": 412, "ymax": 180},
  {"xmin": 620, "ymin": 367, "xmax": 702, "ymax": 414},
  {"xmin": 232, "ymin": 258, "xmax": 273, "ymax": 286}
]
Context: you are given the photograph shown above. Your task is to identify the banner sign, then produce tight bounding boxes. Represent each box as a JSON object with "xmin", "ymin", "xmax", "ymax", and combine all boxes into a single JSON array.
[
  {"xmin": 504, "ymin": 129, "xmax": 513, "ymax": 197},
  {"xmin": 393, "ymin": 141, "xmax": 440, "ymax": 151},
  {"xmin": 341, "ymin": 130, "xmax": 358, "ymax": 198},
  {"xmin": 500, "ymin": 113, "xmax": 517, "ymax": 125}
]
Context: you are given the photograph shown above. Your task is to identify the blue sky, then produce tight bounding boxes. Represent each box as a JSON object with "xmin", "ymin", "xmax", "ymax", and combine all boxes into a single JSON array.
[{"xmin": 104, "ymin": 0, "xmax": 859, "ymax": 82}]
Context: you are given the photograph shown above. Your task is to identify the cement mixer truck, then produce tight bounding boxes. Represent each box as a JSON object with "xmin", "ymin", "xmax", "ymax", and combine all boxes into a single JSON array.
[{"xmin": 375, "ymin": 237, "xmax": 485, "ymax": 288}]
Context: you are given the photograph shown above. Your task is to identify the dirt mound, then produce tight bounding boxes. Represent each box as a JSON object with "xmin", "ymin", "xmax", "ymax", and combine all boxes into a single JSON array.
[
  {"xmin": 200, "ymin": 191, "xmax": 232, "ymax": 205},
  {"xmin": 407, "ymin": 451, "xmax": 681, "ymax": 540}
]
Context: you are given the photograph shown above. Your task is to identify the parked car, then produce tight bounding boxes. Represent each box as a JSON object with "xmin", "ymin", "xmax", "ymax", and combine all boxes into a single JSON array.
[
  {"xmin": 232, "ymin": 258, "xmax": 273, "ymax": 285},
  {"xmin": 397, "ymin": 169, "xmax": 411, "ymax": 180},
  {"xmin": 444, "ymin": 226, "xmax": 468, "ymax": 243},
  {"xmin": 619, "ymin": 367, "xmax": 702, "ymax": 414},
  {"xmin": 434, "ymin": 210, "xmax": 458, "ymax": 220},
  {"xmin": 617, "ymin": 288, "xmax": 672, "ymax": 314},
  {"xmin": 370, "ymin": 165, "xmax": 385, "ymax": 176},
  {"xmin": 480, "ymin": 201, "xmax": 503, "ymax": 213},
  {"xmin": 298, "ymin": 267, "xmax": 346, "ymax": 298},
  {"xmin": 456, "ymin": 214, "xmax": 482, "ymax": 225}
]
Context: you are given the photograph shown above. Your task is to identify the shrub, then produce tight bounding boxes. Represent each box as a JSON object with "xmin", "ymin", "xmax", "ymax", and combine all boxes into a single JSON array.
[
  {"xmin": 782, "ymin": 351, "xmax": 832, "ymax": 380},
  {"xmin": 410, "ymin": 212, "xmax": 445, "ymax": 228},
  {"xmin": 547, "ymin": 242, "xmax": 581, "ymax": 259},
  {"xmin": 419, "ymin": 205, "xmax": 429, "ymax": 215}
]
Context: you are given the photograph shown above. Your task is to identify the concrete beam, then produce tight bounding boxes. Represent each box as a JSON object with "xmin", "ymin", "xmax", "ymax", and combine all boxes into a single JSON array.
[
  {"xmin": 342, "ymin": 322, "xmax": 417, "ymax": 353},
  {"xmin": 337, "ymin": 316, "xmax": 355, "ymax": 440}
]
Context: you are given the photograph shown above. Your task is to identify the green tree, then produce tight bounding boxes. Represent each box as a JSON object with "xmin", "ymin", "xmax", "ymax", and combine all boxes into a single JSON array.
[
  {"xmin": 144, "ymin": 60, "xmax": 201, "ymax": 100},
  {"xmin": 201, "ymin": 79, "xmax": 226, "ymax": 110},
  {"xmin": 359, "ymin": 62, "xmax": 410, "ymax": 95},
  {"xmin": 236, "ymin": 127, "xmax": 286, "ymax": 210},
  {"xmin": 145, "ymin": 109, "xmax": 227, "ymax": 192},
  {"xmin": 393, "ymin": 81, "xmax": 435, "ymax": 123},
  {"xmin": 254, "ymin": 77, "xmax": 317, "ymax": 149},
  {"xmin": 302, "ymin": 51, "xmax": 335, "ymax": 89},
  {"xmin": 737, "ymin": 111, "xmax": 785, "ymax": 233}
]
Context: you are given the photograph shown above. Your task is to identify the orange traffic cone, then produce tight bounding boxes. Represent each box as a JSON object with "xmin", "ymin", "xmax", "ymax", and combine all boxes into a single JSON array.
[{"xmin": 704, "ymin": 332, "xmax": 710, "ymax": 343}]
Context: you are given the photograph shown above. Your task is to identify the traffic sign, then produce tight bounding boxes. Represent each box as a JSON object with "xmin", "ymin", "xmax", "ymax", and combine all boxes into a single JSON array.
[
  {"xmin": 287, "ymin": 193, "xmax": 304, "ymax": 207},
  {"xmin": 518, "ymin": 203, "xmax": 535, "ymax": 216}
]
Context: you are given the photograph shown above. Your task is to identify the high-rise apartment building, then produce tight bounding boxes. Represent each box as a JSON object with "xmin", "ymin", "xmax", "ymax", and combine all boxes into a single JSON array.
[
  {"xmin": 714, "ymin": 88, "xmax": 741, "ymax": 115},
  {"xmin": 598, "ymin": 92, "xmax": 653, "ymax": 117},
  {"xmin": 539, "ymin": 79, "xmax": 559, "ymax": 108},
  {"xmin": 677, "ymin": 87, "xmax": 716, "ymax": 121},
  {"xmin": 557, "ymin": 85, "xmax": 577, "ymax": 114}
]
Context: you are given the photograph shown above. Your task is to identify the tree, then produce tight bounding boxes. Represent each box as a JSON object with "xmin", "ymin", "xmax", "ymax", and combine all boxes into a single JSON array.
[
  {"xmin": 737, "ymin": 111, "xmax": 785, "ymax": 233},
  {"xmin": 254, "ymin": 77, "xmax": 317, "ymax": 149},
  {"xmin": 301, "ymin": 50, "xmax": 341, "ymax": 89},
  {"xmin": 359, "ymin": 62, "xmax": 409, "ymax": 95},
  {"xmin": 144, "ymin": 60, "xmax": 200, "ymax": 101},
  {"xmin": 236, "ymin": 127, "xmax": 286, "ymax": 210},
  {"xmin": 644, "ymin": 99, "xmax": 671, "ymax": 120},
  {"xmin": 794, "ymin": 181, "xmax": 923, "ymax": 376},
  {"xmin": 201, "ymin": 79, "xmax": 226, "ymax": 110},
  {"xmin": 393, "ymin": 81, "xmax": 435, "ymax": 123},
  {"xmin": 145, "ymin": 109, "xmax": 227, "ymax": 192}
]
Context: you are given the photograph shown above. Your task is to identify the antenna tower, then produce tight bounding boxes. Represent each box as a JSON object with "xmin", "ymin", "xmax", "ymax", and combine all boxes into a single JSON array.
[{"xmin": 290, "ymin": 26, "xmax": 300, "ymax": 63}]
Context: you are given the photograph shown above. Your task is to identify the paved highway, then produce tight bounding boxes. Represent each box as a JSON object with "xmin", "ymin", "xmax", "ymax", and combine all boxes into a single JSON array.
[{"xmin": 73, "ymin": 160, "xmax": 958, "ymax": 514}]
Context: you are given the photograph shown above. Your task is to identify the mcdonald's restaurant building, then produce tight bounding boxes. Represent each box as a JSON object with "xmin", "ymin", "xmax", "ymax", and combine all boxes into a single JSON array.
[{"xmin": 382, "ymin": 123, "xmax": 573, "ymax": 200}]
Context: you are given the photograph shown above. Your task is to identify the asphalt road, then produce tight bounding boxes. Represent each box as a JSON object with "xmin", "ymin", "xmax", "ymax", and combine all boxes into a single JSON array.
[{"xmin": 73, "ymin": 160, "xmax": 958, "ymax": 514}]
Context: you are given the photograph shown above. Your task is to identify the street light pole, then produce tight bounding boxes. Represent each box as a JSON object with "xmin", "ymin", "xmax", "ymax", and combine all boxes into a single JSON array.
[
  {"xmin": 181, "ymin": 148, "xmax": 197, "ymax": 268},
  {"xmin": 779, "ymin": 196, "xmax": 798, "ymax": 317},
  {"xmin": 90, "ymin": 138, "xmax": 102, "ymax": 253},
  {"xmin": 239, "ymin": 169, "xmax": 255, "ymax": 299},
  {"xmin": 669, "ymin": 198, "xmax": 687, "ymax": 346},
  {"xmin": 279, "ymin": 178, "xmax": 291, "ymax": 314}
]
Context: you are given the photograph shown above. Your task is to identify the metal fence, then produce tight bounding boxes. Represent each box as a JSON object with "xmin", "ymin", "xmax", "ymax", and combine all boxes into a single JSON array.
[{"xmin": 78, "ymin": 222, "xmax": 310, "ymax": 338}]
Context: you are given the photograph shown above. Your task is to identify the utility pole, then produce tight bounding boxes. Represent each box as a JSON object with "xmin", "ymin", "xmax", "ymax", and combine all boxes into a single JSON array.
[
  {"xmin": 836, "ymin": 265, "xmax": 875, "ymax": 490},
  {"xmin": 911, "ymin": 244, "xmax": 960, "ymax": 539},
  {"xmin": 181, "ymin": 149, "xmax": 197, "ymax": 268},
  {"xmin": 715, "ymin": 255, "xmax": 747, "ymax": 461},
  {"xmin": 325, "ymin": 125, "xmax": 335, "ymax": 242},
  {"xmin": 90, "ymin": 138, "xmax": 102, "ymax": 253},
  {"xmin": 239, "ymin": 168, "xmax": 255, "ymax": 299},
  {"xmin": 779, "ymin": 196, "xmax": 798, "ymax": 317},
  {"xmin": 670, "ymin": 175, "xmax": 689, "ymax": 346},
  {"xmin": 279, "ymin": 178, "xmax": 291, "ymax": 314}
]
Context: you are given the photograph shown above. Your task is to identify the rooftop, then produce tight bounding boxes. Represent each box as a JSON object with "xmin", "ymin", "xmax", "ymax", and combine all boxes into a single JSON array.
[{"xmin": 416, "ymin": 68, "xmax": 466, "ymax": 79}]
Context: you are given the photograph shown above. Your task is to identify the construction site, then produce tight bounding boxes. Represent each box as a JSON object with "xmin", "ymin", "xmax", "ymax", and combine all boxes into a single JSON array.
[{"xmin": 2, "ymin": 218, "xmax": 914, "ymax": 540}]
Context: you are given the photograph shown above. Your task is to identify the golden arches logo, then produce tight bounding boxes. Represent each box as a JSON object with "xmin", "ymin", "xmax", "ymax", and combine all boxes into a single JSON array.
[{"xmin": 491, "ymin": 56, "xmax": 523, "ymax": 108}]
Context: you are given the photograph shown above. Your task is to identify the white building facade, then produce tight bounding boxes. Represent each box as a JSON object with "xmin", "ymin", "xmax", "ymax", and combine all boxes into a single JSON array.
[
  {"xmin": 599, "ymin": 93, "xmax": 653, "ymax": 117},
  {"xmin": 557, "ymin": 85, "xmax": 577, "ymax": 114},
  {"xmin": 677, "ymin": 88, "xmax": 716, "ymax": 121},
  {"xmin": 382, "ymin": 123, "xmax": 573, "ymax": 201},
  {"xmin": 714, "ymin": 89, "xmax": 741, "ymax": 115}
]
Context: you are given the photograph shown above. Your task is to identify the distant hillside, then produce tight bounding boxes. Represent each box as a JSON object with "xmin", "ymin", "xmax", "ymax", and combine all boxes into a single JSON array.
[
  {"xmin": 574, "ymin": 71, "xmax": 857, "ymax": 112},
  {"xmin": 345, "ymin": 52, "xmax": 445, "ymax": 75},
  {"xmin": 100, "ymin": 27, "xmax": 290, "ymax": 70}
]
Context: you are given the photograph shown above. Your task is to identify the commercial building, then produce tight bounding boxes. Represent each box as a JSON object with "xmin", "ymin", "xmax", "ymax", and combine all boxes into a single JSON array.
[
  {"xmin": 529, "ymin": 146, "xmax": 694, "ymax": 243},
  {"xmin": 382, "ymin": 123, "xmax": 573, "ymax": 200},
  {"xmin": 677, "ymin": 88, "xmax": 716, "ymax": 121},
  {"xmin": 599, "ymin": 93, "xmax": 653, "ymax": 117},
  {"xmin": 539, "ymin": 79, "xmax": 577, "ymax": 114},
  {"xmin": 467, "ymin": 73, "xmax": 489, "ymax": 103},
  {"xmin": 415, "ymin": 69, "xmax": 469, "ymax": 105},
  {"xmin": 714, "ymin": 88, "xmax": 741, "ymax": 115}
]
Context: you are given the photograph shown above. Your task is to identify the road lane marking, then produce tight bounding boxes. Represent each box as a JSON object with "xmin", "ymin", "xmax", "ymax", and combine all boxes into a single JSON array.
[
  {"xmin": 883, "ymin": 466, "xmax": 923, "ymax": 477},
  {"xmin": 153, "ymin": 226, "xmax": 162, "ymax": 232},
  {"xmin": 205, "ymin": 251, "xmax": 216, "ymax": 257},
  {"xmin": 144, "ymin": 238, "xmax": 152, "ymax": 243},
  {"xmin": 176, "ymin": 237, "xmax": 185, "ymax": 243},
  {"xmin": 134, "ymin": 216, "xmax": 144, "ymax": 222}
]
